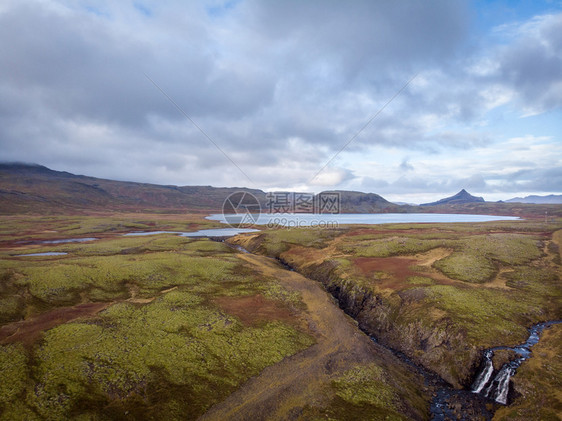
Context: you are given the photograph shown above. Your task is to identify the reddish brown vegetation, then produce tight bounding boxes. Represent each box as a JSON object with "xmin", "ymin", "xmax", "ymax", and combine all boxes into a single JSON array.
[
  {"xmin": 0, "ymin": 302, "xmax": 109, "ymax": 346},
  {"xmin": 214, "ymin": 294, "xmax": 294, "ymax": 327},
  {"xmin": 354, "ymin": 257, "xmax": 419, "ymax": 282}
]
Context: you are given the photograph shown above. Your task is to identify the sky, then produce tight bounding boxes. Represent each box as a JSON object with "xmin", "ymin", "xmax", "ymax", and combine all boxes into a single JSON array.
[{"xmin": 1, "ymin": 0, "xmax": 561, "ymax": 204}]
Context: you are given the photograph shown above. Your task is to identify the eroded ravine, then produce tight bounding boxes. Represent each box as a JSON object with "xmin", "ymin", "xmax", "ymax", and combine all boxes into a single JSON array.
[
  {"xmin": 223, "ymin": 236, "xmax": 561, "ymax": 420},
  {"xmin": 199, "ymin": 251, "xmax": 428, "ymax": 420}
]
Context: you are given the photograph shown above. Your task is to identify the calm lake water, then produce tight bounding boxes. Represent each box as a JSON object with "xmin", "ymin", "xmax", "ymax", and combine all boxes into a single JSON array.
[
  {"xmin": 207, "ymin": 213, "xmax": 520, "ymax": 227},
  {"xmin": 12, "ymin": 229, "xmax": 259, "ymax": 257},
  {"xmin": 41, "ymin": 237, "xmax": 99, "ymax": 244},
  {"xmin": 15, "ymin": 252, "xmax": 68, "ymax": 257}
]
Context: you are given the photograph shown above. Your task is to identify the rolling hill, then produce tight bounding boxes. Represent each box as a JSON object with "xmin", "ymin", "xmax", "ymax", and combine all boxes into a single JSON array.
[{"xmin": 0, "ymin": 163, "xmax": 265, "ymax": 214}]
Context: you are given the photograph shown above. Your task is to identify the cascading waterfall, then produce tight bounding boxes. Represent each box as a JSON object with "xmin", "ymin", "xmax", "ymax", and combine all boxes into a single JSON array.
[
  {"xmin": 471, "ymin": 350, "xmax": 494, "ymax": 394},
  {"xmin": 493, "ymin": 365, "xmax": 515, "ymax": 405},
  {"xmin": 471, "ymin": 320, "xmax": 561, "ymax": 405}
]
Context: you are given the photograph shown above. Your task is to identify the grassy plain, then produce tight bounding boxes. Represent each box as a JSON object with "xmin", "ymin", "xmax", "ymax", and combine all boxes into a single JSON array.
[
  {"xmin": 0, "ymin": 214, "xmax": 312, "ymax": 419},
  {"xmin": 0, "ymin": 214, "xmax": 428, "ymax": 420}
]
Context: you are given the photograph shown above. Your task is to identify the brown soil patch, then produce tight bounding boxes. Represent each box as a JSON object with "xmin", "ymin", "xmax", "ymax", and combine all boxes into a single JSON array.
[
  {"xmin": 415, "ymin": 247, "xmax": 453, "ymax": 266},
  {"xmin": 487, "ymin": 267, "xmax": 514, "ymax": 289},
  {"xmin": 0, "ymin": 302, "xmax": 110, "ymax": 346},
  {"xmin": 353, "ymin": 248, "xmax": 460, "ymax": 289},
  {"xmin": 214, "ymin": 294, "xmax": 294, "ymax": 326},
  {"xmin": 355, "ymin": 256, "xmax": 418, "ymax": 282}
]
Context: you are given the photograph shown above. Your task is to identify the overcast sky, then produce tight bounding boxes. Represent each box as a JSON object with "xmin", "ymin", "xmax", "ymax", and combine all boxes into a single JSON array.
[{"xmin": 1, "ymin": 0, "xmax": 561, "ymax": 203}]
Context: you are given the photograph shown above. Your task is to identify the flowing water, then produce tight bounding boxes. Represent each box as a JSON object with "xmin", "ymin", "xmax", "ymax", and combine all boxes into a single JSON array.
[
  {"xmin": 258, "ymin": 251, "xmax": 560, "ymax": 419},
  {"xmin": 471, "ymin": 320, "xmax": 562, "ymax": 405},
  {"xmin": 471, "ymin": 350, "xmax": 494, "ymax": 394},
  {"xmin": 9, "ymin": 226, "xmax": 558, "ymax": 419}
]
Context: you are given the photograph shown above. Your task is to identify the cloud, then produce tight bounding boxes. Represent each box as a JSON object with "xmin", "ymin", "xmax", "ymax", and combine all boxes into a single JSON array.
[
  {"xmin": 493, "ymin": 13, "xmax": 562, "ymax": 115},
  {"xmin": 0, "ymin": 0, "xmax": 559, "ymax": 200},
  {"xmin": 399, "ymin": 159, "xmax": 414, "ymax": 172}
]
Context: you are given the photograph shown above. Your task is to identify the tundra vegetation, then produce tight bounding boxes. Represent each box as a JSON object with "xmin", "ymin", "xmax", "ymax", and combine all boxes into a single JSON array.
[
  {"xmin": 0, "ymin": 214, "xmax": 427, "ymax": 420},
  {"xmin": 230, "ymin": 219, "xmax": 562, "ymax": 398}
]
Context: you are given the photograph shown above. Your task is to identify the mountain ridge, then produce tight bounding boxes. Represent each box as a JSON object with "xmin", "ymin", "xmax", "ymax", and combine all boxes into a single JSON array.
[
  {"xmin": 1, "ymin": 163, "xmax": 560, "ymax": 217},
  {"xmin": 0, "ymin": 163, "xmax": 400, "ymax": 214},
  {"xmin": 505, "ymin": 194, "xmax": 562, "ymax": 204}
]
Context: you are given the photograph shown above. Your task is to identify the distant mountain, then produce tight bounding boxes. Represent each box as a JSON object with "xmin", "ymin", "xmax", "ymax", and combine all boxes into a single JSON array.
[
  {"xmin": 505, "ymin": 194, "xmax": 562, "ymax": 204},
  {"xmin": 420, "ymin": 189, "xmax": 485, "ymax": 207},
  {"xmin": 0, "ymin": 163, "xmax": 399, "ymax": 214},
  {"xmin": 321, "ymin": 190, "xmax": 400, "ymax": 213},
  {"xmin": 2, "ymin": 164, "xmax": 559, "ymax": 217},
  {"xmin": 0, "ymin": 163, "xmax": 266, "ymax": 214},
  {"xmin": 392, "ymin": 202, "xmax": 419, "ymax": 206}
]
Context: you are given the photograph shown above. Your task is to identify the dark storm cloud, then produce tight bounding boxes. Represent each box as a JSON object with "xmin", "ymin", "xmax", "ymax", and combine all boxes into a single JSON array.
[
  {"xmin": 243, "ymin": 0, "xmax": 469, "ymax": 76},
  {"xmin": 0, "ymin": 1, "xmax": 275, "ymax": 126}
]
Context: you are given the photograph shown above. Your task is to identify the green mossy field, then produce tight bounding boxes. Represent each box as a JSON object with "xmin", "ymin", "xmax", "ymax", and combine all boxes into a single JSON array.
[
  {"xmin": 2, "ymin": 213, "xmax": 561, "ymax": 419},
  {"xmin": 0, "ymin": 215, "xmax": 316, "ymax": 419},
  {"xmin": 0, "ymin": 214, "xmax": 432, "ymax": 420}
]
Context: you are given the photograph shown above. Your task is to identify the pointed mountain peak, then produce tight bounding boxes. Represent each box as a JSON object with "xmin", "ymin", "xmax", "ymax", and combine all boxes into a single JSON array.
[{"xmin": 420, "ymin": 189, "xmax": 485, "ymax": 206}]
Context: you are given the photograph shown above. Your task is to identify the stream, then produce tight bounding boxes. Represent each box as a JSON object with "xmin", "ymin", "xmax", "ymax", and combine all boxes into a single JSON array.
[
  {"xmin": 368, "ymin": 336, "xmax": 495, "ymax": 420},
  {"xmin": 471, "ymin": 320, "xmax": 562, "ymax": 405}
]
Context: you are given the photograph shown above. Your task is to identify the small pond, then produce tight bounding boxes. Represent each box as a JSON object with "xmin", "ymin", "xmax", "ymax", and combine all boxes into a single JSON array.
[{"xmin": 15, "ymin": 252, "xmax": 69, "ymax": 257}]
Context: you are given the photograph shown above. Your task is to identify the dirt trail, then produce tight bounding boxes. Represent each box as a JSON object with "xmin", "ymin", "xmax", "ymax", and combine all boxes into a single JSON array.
[{"xmin": 199, "ymin": 253, "xmax": 400, "ymax": 421}]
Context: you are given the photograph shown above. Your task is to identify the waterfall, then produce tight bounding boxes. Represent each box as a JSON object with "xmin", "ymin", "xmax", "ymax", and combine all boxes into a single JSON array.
[
  {"xmin": 470, "ymin": 320, "xmax": 562, "ymax": 406},
  {"xmin": 474, "ymin": 362, "xmax": 514, "ymax": 405},
  {"xmin": 471, "ymin": 350, "xmax": 494, "ymax": 394},
  {"xmin": 493, "ymin": 365, "xmax": 514, "ymax": 405}
]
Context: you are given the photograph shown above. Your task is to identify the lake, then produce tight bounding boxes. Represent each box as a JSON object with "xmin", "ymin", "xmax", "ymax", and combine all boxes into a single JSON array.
[
  {"xmin": 207, "ymin": 213, "xmax": 520, "ymax": 227},
  {"xmin": 15, "ymin": 252, "xmax": 69, "ymax": 257}
]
